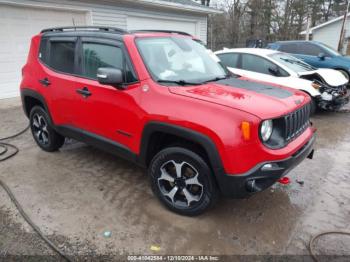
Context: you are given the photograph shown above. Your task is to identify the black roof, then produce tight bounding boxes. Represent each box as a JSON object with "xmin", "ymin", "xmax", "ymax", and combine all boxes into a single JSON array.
[
  {"xmin": 41, "ymin": 26, "xmax": 128, "ymax": 34},
  {"xmin": 41, "ymin": 26, "xmax": 195, "ymax": 37}
]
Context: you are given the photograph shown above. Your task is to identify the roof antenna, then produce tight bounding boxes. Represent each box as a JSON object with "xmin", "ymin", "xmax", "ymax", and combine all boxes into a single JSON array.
[{"xmin": 72, "ymin": 18, "xmax": 76, "ymax": 30}]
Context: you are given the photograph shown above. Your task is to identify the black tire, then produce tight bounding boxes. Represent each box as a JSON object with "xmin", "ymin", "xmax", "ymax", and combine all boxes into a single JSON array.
[
  {"xmin": 149, "ymin": 147, "xmax": 218, "ymax": 216},
  {"xmin": 29, "ymin": 106, "xmax": 65, "ymax": 152}
]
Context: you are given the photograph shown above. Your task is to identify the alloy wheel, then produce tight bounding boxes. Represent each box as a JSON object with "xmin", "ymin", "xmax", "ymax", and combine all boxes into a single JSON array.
[
  {"xmin": 32, "ymin": 113, "xmax": 50, "ymax": 145},
  {"xmin": 157, "ymin": 160, "xmax": 204, "ymax": 208}
]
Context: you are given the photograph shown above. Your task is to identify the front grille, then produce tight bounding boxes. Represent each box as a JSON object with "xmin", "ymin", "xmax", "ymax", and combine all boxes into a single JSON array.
[{"xmin": 284, "ymin": 103, "xmax": 311, "ymax": 142}]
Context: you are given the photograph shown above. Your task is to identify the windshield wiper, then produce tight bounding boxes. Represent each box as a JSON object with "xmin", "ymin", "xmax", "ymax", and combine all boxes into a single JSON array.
[
  {"xmin": 280, "ymin": 58, "xmax": 314, "ymax": 70},
  {"xmin": 201, "ymin": 75, "xmax": 229, "ymax": 84},
  {"xmin": 157, "ymin": 79, "xmax": 201, "ymax": 86}
]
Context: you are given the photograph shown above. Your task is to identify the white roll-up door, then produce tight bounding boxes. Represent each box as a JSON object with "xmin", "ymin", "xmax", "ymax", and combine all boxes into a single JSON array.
[{"xmin": 0, "ymin": 4, "xmax": 88, "ymax": 99}]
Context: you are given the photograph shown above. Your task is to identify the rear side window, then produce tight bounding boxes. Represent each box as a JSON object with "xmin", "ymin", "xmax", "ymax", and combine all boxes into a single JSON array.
[
  {"xmin": 217, "ymin": 53, "xmax": 239, "ymax": 68},
  {"xmin": 49, "ymin": 41, "xmax": 75, "ymax": 74}
]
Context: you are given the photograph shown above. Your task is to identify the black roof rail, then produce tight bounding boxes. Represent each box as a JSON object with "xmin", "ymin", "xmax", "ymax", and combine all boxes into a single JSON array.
[
  {"xmin": 131, "ymin": 30, "xmax": 193, "ymax": 36},
  {"xmin": 41, "ymin": 26, "xmax": 128, "ymax": 34}
]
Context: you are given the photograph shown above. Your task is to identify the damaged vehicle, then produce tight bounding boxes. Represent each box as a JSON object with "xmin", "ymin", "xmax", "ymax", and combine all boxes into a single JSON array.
[{"xmin": 215, "ymin": 48, "xmax": 349, "ymax": 113}]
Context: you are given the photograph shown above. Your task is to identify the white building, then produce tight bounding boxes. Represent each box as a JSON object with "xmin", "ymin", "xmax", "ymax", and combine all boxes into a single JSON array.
[
  {"xmin": 300, "ymin": 14, "xmax": 350, "ymax": 55},
  {"xmin": 0, "ymin": 0, "xmax": 219, "ymax": 99}
]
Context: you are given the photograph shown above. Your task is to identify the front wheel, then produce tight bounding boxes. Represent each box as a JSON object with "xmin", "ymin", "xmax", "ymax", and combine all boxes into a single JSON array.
[{"xmin": 149, "ymin": 147, "xmax": 218, "ymax": 216}]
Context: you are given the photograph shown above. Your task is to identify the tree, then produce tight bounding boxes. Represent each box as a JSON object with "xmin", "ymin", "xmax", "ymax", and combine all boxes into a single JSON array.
[{"xmin": 207, "ymin": 0, "xmax": 349, "ymax": 50}]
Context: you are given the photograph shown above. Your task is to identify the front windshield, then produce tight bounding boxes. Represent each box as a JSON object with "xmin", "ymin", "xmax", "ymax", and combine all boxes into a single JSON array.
[
  {"xmin": 136, "ymin": 37, "xmax": 227, "ymax": 84},
  {"xmin": 320, "ymin": 43, "xmax": 341, "ymax": 57},
  {"xmin": 269, "ymin": 52, "xmax": 316, "ymax": 72}
]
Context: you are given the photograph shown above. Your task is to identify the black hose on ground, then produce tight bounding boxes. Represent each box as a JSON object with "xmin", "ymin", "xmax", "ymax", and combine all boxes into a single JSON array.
[
  {"xmin": 0, "ymin": 124, "xmax": 72, "ymax": 262},
  {"xmin": 309, "ymin": 231, "xmax": 350, "ymax": 261},
  {"xmin": 0, "ymin": 125, "xmax": 29, "ymax": 161}
]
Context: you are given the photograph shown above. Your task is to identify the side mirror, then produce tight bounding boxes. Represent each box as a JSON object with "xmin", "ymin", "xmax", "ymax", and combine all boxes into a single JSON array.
[
  {"xmin": 97, "ymin": 67, "xmax": 124, "ymax": 89},
  {"xmin": 318, "ymin": 52, "xmax": 326, "ymax": 60},
  {"xmin": 268, "ymin": 66, "xmax": 280, "ymax": 76}
]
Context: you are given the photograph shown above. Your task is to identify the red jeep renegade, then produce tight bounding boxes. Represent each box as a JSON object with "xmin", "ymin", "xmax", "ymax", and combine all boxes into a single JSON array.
[{"xmin": 20, "ymin": 27, "xmax": 315, "ymax": 216}]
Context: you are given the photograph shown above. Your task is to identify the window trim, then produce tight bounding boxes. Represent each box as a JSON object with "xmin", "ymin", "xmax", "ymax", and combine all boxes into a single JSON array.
[{"xmin": 38, "ymin": 36, "xmax": 139, "ymax": 85}]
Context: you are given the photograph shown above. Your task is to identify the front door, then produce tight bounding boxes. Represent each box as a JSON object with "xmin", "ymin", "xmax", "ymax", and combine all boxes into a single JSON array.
[{"xmin": 72, "ymin": 38, "xmax": 141, "ymax": 150}]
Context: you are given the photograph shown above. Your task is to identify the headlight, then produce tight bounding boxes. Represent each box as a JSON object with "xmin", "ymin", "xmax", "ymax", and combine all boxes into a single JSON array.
[{"xmin": 260, "ymin": 120, "xmax": 273, "ymax": 142}]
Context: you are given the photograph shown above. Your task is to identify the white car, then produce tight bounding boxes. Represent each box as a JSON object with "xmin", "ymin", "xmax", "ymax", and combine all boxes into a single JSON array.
[{"xmin": 215, "ymin": 48, "xmax": 349, "ymax": 113}]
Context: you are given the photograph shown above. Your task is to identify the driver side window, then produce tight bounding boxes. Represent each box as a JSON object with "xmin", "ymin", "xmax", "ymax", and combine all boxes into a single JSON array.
[{"xmin": 81, "ymin": 42, "xmax": 137, "ymax": 83}]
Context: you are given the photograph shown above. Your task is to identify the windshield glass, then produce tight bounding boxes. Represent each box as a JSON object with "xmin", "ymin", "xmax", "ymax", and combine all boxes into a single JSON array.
[
  {"xmin": 136, "ymin": 37, "xmax": 227, "ymax": 84},
  {"xmin": 269, "ymin": 52, "xmax": 316, "ymax": 72},
  {"xmin": 320, "ymin": 43, "xmax": 341, "ymax": 57}
]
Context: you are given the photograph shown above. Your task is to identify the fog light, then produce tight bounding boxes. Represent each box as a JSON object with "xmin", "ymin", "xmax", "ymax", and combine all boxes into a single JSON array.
[{"xmin": 261, "ymin": 163, "xmax": 273, "ymax": 171}]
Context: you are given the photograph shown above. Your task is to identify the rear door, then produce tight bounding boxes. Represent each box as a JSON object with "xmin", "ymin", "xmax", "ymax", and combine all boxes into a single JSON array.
[{"xmin": 38, "ymin": 36, "xmax": 81, "ymax": 125}]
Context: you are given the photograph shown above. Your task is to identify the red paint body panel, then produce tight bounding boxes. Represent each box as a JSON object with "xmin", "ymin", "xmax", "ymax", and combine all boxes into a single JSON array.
[{"xmin": 21, "ymin": 32, "xmax": 314, "ymax": 176}]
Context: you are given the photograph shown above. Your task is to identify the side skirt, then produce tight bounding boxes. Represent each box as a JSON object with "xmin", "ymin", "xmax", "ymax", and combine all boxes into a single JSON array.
[{"xmin": 55, "ymin": 125, "xmax": 142, "ymax": 166}]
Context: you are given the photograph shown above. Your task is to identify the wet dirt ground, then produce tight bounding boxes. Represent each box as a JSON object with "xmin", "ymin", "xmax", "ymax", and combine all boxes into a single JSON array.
[{"xmin": 0, "ymin": 98, "xmax": 349, "ymax": 261}]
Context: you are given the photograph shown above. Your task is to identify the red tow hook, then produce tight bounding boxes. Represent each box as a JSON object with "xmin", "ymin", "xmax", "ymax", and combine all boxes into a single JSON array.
[{"xmin": 278, "ymin": 177, "xmax": 290, "ymax": 185}]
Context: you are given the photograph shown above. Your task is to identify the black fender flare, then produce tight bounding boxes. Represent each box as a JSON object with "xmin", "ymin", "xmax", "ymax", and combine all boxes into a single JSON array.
[
  {"xmin": 139, "ymin": 122, "xmax": 225, "ymax": 183},
  {"xmin": 21, "ymin": 88, "xmax": 53, "ymax": 124}
]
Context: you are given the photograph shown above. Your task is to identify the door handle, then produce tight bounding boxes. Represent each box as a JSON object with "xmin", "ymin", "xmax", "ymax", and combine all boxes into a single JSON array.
[
  {"xmin": 76, "ymin": 87, "xmax": 92, "ymax": 98},
  {"xmin": 39, "ymin": 77, "xmax": 51, "ymax": 87}
]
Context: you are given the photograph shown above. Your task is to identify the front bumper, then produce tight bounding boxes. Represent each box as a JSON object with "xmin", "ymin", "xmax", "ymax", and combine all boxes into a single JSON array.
[
  {"xmin": 317, "ymin": 88, "xmax": 349, "ymax": 110},
  {"xmin": 217, "ymin": 134, "xmax": 315, "ymax": 198}
]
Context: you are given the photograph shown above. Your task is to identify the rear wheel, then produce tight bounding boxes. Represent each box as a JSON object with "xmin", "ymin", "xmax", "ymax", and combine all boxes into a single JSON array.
[
  {"xmin": 149, "ymin": 147, "xmax": 218, "ymax": 216},
  {"xmin": 30, "ymin": 106, "xmax": 65, "ymax": 152}
]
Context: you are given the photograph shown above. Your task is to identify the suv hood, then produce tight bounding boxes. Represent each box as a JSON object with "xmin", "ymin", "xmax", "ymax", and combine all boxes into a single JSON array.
[
  {"xmin": 169, "ymin": 77, "xmax": 309, "ymax": 119},
  {"xmin": 298, "ymin": 69, "xmax": 348, "ymax": 87}
]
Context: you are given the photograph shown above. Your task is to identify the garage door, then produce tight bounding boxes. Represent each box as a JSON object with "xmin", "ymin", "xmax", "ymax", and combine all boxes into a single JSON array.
[
  {"xmin": 127, "ymin": 15, "xmax": 197, "ymax": 37},
  {"xmin": 0, "ymin": 4, "xmax": 88, "ymax": 99}
]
